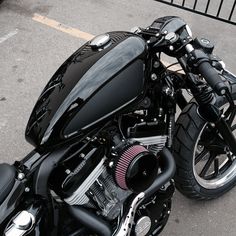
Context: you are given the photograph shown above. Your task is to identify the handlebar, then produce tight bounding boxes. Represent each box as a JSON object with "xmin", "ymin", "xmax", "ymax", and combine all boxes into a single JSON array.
[
  {"xmin": 198, "ymin": 61, "xmax": 228, "ymax": 95},
  {"xmin": 185, "ymin": 44, "xmax": 229, "ymax": 96}
]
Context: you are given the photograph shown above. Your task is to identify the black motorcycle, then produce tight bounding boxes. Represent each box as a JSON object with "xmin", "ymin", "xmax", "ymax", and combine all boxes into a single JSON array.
[{"xmin": 1, "ymin": 16, "xmax": 236, "ymax": 236}]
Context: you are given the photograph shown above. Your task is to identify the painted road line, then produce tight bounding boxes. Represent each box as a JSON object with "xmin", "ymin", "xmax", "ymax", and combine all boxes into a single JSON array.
[
  {"xmin": 32, "ymin": 14, "xmax": 181, "ymax": 71},
  {"xmin": 32, "ymin": 14, "xmax": 94, "ymax": 41},
  {"xmin": 0, "ymin": 29, "xmax": 18, "ymax": 44}
]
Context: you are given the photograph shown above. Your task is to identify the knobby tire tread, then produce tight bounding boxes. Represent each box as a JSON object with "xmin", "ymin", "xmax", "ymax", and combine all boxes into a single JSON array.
[{"xmin": 173, "ymin": 99, "xmax": 236, "ymax": 200}]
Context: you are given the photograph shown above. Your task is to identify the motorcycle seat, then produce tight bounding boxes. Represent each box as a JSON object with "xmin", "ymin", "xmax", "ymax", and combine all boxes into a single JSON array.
[{"xmin": 0, "ymin": 163, "xmax": 16, "ymax": 205}]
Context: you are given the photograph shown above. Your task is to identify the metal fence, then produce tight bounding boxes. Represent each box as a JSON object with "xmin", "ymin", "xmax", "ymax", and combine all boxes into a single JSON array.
[{"xmin": 154, "ymin": 0, "xmax": 236, "ymax": 25}]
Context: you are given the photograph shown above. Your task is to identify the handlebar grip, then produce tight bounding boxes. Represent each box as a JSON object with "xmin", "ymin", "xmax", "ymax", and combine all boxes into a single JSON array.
[{"xmin": 198, "ymin": 61, "xmax": 228, "ymax": 95}]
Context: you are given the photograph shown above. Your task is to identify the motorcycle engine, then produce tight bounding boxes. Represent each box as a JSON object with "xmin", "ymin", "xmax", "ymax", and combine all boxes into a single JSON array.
[
  {"xmin": 50, "ymin": 116, "xmax": 170, "ymax": 233},
  {"xmin": 64, "ymin": 160, "xmax": 130, "ymax": 220}
]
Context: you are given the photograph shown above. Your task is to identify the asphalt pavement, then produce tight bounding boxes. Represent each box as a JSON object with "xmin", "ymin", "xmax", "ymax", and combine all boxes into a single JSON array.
[{"xmin": 1, "ymin": 0, "xmax": 236, "ymax": 235}]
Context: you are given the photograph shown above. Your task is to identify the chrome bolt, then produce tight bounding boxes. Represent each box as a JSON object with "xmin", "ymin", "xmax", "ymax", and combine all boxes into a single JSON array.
[
  {"xmin": 25, "ymin": 187, "xmax": 30, "ymax": 192},
  {"xmin": 80, "ymin": 153, "xmax": 85, "ymax": 158},
  {"xmin": 109, "ymin": 161, "xmax": 114, "ymax": 168},
  {"xmin": 169, "ymin": 45, "xmax": 174, "ymax": 51},
  {"xmin": 210, "ymin": 123, "xmax": 215, "ymax": 127},
  {"xmin": 153, "ymin": 61, "xmax": 160, "ymax": 68},
  {"xmin": 65, "ymin": 169, "xmax": 71, "ymax": 174},
  {"xmin": 197, "ymin": 145, "xmax": 204, "ymax": 152},
  {"xmin": 151, "ymin": 73, "xmax": 158, "ymax": 81},
  {"xmin": 164, "ymin": 87, "xmax": 172, "ymax": 95},
  {"xmin": 18, "ymin": 173, "xmax": 25, "ymax": 180},
  {"xmin": 221, "ymin": 89, "xmax": 226, "ymax": 95}
]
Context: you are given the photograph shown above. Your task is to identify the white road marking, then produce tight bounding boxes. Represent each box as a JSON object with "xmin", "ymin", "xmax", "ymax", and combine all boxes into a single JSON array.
[
  {"xmin": 32, "ymin": 14, "xmax": 94, "ymax": 41},
  {"xmin": 0, "ymin": 15, "xmax": 178, "ymax": 137},
  {"xmin": 31, "ymin": 14, "xmax": 181, "ymax": 70},
  {"xmin": 0, "ymin": 29, "xmax": 18, "ymax": 44}
]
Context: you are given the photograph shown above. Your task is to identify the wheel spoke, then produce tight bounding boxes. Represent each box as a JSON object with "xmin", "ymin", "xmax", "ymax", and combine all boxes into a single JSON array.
[
  {"xmin": 219, "ymin": 157, "xmax": 233, "ymax": 174},
  {"xmin": 199, "ymin": 154, "xmax": 216, "ymax": 177},
  {"xmin": 213, "ymin": 158, "xmax": 219, "ymax": 177},
  {"xmin": 195, "ymin": 149, "xmax": 209, "ymax": 164}
]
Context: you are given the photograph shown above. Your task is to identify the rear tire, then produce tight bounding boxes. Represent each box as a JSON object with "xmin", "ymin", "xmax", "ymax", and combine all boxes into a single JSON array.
[{"xmin": 173, "ymin": 86, "xmax": 236, "ymax": 200}]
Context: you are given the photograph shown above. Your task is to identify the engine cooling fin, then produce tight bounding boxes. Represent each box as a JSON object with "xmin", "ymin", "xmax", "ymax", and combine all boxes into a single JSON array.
[{"xmin": 114, "ymin": 144, "xmax": 159, "ymax": 193}]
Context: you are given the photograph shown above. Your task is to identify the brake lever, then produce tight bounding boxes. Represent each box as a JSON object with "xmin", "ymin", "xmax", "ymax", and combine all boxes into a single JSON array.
[
  {"xmin": 222, "ymin": 69, "xmax": 236, "ymax": 84},
  {"xmin": 223, "ymin": 92, "xmax": 236, "ymax": 126}
]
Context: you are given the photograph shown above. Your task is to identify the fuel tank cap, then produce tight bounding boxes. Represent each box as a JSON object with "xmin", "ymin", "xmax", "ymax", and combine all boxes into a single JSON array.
[{"xmin": 90, "ymin": 34, "xmax": 110, "ymax": 49}]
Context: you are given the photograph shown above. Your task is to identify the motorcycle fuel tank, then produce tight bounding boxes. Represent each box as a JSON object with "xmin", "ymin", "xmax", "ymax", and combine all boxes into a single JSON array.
[{"xmin": 25, "ymin": 32, "xmax": 147, "ymax": 147}]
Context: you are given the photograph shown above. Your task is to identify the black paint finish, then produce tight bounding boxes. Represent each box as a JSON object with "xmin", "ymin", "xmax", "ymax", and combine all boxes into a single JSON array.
[
  {"xmin": 0, "ymin": 164, "xmax": 16, "ymax": 204},
  {"xmin": 64, "ymin": 60, "xmax": 145, "ymax": 135},
  {"xmin": 26, "ymin": 32, "xmax": 147, "ymax": 148}
]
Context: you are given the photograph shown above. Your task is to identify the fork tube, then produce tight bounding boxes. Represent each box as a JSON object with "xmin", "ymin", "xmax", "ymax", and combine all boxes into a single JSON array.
[{"xmin": 215, "ymin": 117, "xmax": 236, "ymax": 155}]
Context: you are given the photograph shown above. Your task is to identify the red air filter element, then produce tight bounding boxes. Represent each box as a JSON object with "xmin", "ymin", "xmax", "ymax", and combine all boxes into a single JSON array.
[{"xmin": 114, "ymin": 145, "xmax": 158, "ymax": 193}]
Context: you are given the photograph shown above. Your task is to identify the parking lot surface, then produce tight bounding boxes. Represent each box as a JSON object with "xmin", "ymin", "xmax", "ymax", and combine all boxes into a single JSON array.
[{"xmin": 1, "ymin": 0, "xmax": 236, "ymax": 235}]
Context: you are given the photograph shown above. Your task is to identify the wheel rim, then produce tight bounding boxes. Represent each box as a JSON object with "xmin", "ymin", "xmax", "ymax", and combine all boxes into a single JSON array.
[{"xmin": 193, "ymin": 104, "xmax": 236, "ymax": 189}]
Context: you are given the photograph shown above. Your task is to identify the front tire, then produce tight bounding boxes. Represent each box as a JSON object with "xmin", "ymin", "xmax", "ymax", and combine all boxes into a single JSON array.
[{"xmin": 173, "ymin": 87, "xmax": 236, "ymax": 200}]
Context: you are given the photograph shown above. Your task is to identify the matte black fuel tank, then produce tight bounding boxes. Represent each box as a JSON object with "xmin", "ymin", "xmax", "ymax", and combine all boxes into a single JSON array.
[{"xmin": 25, "ymin": 32, "xmax": 147, "ymax": 147}]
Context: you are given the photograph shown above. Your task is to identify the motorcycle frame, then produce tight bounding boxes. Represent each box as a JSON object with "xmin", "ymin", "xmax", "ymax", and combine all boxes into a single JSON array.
[{"xmin": 2, "ymin": 19, "xmax": 236, "ymax": 234}]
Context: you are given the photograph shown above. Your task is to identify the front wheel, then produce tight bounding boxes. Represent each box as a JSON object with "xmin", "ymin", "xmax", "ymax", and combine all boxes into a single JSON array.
[{"xmin": 173, "ymin": 87, "xmax": 236, "ymax": 200}]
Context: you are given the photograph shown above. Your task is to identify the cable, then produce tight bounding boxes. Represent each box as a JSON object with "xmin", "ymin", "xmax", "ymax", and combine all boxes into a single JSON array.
[
  {"xmin": 174, "ymin": 68, "xmax": 184, "ymax": 73},
  {"xmin": 165, "ymin": 62, "xmax": 180, "ymax": 69}
]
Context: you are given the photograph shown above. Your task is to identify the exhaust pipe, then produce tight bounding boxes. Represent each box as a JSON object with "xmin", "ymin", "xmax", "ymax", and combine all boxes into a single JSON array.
[
  {"xmin": 68, "ymin": 206, "xmax": 112, "ymax": 236},
  {"xmin": 144, "ymin": 147, "xmax": 176, "ymax": 198},
  {"xmin": 115, "ymin": 147, "xmax": 176, "ymax": 236}
]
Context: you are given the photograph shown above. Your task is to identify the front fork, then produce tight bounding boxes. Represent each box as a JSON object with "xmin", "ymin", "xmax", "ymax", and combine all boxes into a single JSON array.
[{"xmin": 188, "ymin": 73, "xmax": 236, "ymax": 155}]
